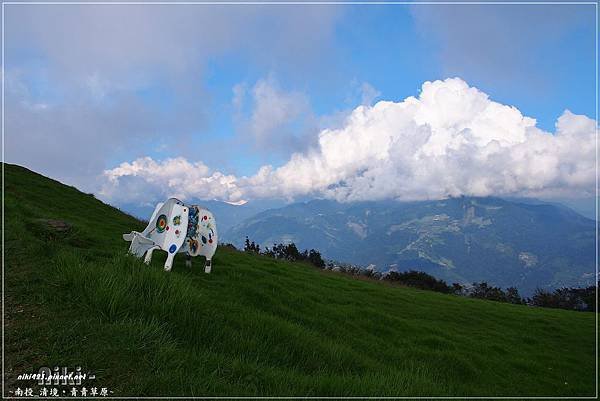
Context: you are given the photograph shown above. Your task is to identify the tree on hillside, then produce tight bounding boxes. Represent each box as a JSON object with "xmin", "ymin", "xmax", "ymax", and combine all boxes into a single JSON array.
[
  {"xmin": 505, "ymin": 287, "xmax": 524, "ymax": 305},
  {"xmin": 470, "ymin": 282, "xmax": 507, "ymax": 302},
  {"xmin": 574, "ymin": 284, "xmax": 597, "ymax": 312},
  {"xmin": 270, "ymin": 242, "xmax": 301, "ymax": 261},
  {"xmin": 362, "ymin": 267, "xmax": 381, "ymax": 279},
  {"xmin": 244, "ymin": 236, "xmax": 260, "ymax": 253},
  {"xmin": 531, "ymin": 288, "xmax": 559, "ymax": 309},
  {"xmin": 263, "ymin": 246, "xmax": 275, "ymax": 258},
  {"xmin": 531, "ymin": 285, "xmax": 597, "ymax": 311},
  {"xmin": 307, "ymin": 249, "xmax": 326, "ymax": 269},
  {"xmin": 383, "ymin": 270, "xmax": 451, "ymax": 294},
  {"xmin": 451, "ymin": 283, "xmax": 465, "ymax": 296},
  {"xmin": 285, "ymin": 243, "xmax": 301, "ymax": 260}
]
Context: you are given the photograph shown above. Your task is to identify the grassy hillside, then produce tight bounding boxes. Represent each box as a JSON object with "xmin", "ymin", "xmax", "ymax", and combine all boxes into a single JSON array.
[{"xmin": 3, "ymin": 163, "xmax": 597, "ymax": 397}]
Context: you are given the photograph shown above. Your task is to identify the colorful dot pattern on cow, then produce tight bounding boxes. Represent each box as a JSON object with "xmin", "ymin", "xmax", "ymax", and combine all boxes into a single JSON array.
[
  {"xmin": 185, "ymin": 206, "xmax": 217, "ymax": 257},
  {"xmin": 156, "ymin": 214, "xmax": 168, "ymax": 233}
]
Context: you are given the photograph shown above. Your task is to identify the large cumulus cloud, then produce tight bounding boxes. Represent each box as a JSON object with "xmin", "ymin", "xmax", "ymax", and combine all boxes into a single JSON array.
[{"xmin": 101, "ymin": 78, "xmax": 596, "ymax": 204}]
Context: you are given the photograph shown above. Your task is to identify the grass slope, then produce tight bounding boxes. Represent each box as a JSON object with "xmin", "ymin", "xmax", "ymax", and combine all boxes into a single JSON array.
[{"xmin": 3, "ymin": 163, "xmax": 597, "ymax": 397}]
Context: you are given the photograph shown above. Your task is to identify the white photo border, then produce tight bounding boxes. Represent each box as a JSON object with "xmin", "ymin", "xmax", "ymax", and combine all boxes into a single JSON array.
[{"xmin": 1, "ymin": 1, "xmax": 597, "ymax": 399}]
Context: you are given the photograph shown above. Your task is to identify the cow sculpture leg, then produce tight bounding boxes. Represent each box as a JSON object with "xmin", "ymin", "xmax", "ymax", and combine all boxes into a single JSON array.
[
  {"xmin": 205, "ymin": 259, "xmax": 212, "ymax": 274},
  {"xmin": 185, "ymin": 254, "xmax": 192, "ymax": 268},
  {"xmin": 164, "ymin": 255, "xmax": 174, "ymax": 271},
  {"xmin": 144, "ymin": 246, "xmax": 159, "ymax": 264},
  {"xmin": 164, "ymin": 244, "xmax": 181, "ymax": 272}
]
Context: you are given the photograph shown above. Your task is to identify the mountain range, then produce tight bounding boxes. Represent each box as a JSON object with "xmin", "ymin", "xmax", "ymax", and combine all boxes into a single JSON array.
[{"xmin": 223, "ymin": 197, "xmax": 596, "ymax": 295}]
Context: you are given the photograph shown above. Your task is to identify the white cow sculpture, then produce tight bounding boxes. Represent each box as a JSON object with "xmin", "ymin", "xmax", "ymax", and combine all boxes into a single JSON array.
[{"xmin": 123, "ymin": 198, "xmax": 218, "ymax": 272}]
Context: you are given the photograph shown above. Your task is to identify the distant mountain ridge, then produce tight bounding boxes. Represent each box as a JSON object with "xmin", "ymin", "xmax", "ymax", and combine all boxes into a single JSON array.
[{"xmin": 225, "ymin": 197, "xmax": 596, "ymax": 295}]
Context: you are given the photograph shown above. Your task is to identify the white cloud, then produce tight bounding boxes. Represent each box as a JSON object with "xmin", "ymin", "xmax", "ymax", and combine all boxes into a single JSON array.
[
  {"xmin": 102, "ymin": 78, "xmax": 596, "ymax": 204},
  {"xmin": 100, "ymin": 157, "xmax": 243, "ymax": 204},
  {"xmin": 233, "ymin": 76, "xmax": 315, "ymax": 153},
  {"xmin": 250, "ymin": 78, "xmax": 310, "ymax": 142}
]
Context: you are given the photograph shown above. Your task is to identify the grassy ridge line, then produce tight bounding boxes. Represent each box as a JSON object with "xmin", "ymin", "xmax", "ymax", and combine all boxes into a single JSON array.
[{"xmin": 3, "ymin": 163, "xmax": 596, "ymax": 397}]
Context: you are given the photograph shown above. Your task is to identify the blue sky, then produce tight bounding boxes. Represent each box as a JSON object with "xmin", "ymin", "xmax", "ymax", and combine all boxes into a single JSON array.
[{"xmin": 4, "ymin": 3, "xmax": 597, "ymax": 213}]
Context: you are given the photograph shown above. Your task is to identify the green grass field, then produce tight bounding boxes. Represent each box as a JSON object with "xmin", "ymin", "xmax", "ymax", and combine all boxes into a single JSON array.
[{"xmin": 3, "ymin": 163, "xmax": 597, "ymax": 397}]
